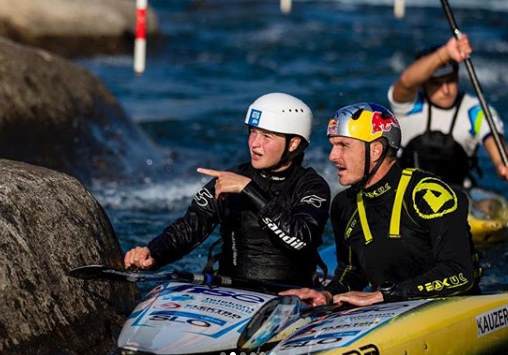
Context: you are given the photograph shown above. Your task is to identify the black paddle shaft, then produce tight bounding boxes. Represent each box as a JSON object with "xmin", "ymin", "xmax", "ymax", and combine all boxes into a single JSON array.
[
  {"xmin": 440, "ymin": 0, "xmax": 507, "ymax": 165},
  {"xmin": 68, "ymin": 265, "xmax": 301, "ymax": 293}
]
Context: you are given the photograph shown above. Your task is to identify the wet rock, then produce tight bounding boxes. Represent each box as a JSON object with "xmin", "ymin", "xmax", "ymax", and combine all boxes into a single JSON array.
[
  {"xmin": 0, "ymin": 37, "xmax": 163, "ymax": 184},
  {"xmin": 0, "ymin": 159, "xmax": 138, "ymax": 354},
  {"xmin": 0, "ymin": 0, "xmax": 158, "ymax": 57}
]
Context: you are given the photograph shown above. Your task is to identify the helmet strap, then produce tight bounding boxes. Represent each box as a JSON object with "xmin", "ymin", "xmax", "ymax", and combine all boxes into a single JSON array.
[{"xmin": 352, "ymin": 139, "xmax": 389, "ymax": 191}]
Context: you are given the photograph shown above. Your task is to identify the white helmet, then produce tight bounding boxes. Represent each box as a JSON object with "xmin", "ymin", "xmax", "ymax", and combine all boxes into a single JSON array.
[{"xmin": 244, "ymin": 92, "xmax": 313, "ymax": 143}]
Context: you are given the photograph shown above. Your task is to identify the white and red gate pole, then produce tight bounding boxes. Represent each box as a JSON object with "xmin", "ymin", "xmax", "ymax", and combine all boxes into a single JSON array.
[{"xmin": 134, "ymin": 0, "xmax": 147, "ymax": 75}]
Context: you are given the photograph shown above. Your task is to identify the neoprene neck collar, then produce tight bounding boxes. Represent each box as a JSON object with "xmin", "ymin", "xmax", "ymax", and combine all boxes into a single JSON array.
[{"xmin": 363, "ymin": 163, "xmax": 401, "ymax": 198}]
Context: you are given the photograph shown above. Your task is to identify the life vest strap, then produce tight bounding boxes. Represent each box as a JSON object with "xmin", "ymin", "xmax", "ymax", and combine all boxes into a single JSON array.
[
  {"xmin": 357, "ymin": 168, "xmax": 415, "ymax": 244},
  {"xmin": 357, "ymin": 192, "xmax": 373, "ymax": 244},
  {"xmin": 389, "ymin": 168, "xmax": 415, "ymax": 238}
]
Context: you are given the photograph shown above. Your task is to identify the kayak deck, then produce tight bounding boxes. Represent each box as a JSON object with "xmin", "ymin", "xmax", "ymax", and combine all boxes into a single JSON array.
[
  {"xmin": 271, "ymin": 293, "xmax": 508, "ymax": 355},
  {"xmin": 469, "ymin": 188, "xmax": 508, "ymax": 244}
]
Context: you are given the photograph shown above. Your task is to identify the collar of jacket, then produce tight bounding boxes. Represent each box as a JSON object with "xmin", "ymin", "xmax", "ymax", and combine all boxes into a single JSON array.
[
  {"xmin": 258, "ymin": 161, "xmax": 299, "ymax": 181},
  {"xmin": 362, "ymin": 163, "xmax": 402, "ymax": 200}
]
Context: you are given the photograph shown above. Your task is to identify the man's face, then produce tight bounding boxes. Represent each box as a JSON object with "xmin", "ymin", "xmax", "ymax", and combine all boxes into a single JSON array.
[
  {"xmin": 424, "ymin": 73, "xmax": 459, "ymax": 109},
  {"xmin": 248, "ymin": 128, "xmax": 287, "ymax": 170},
  {"xmin": 328, "ymin": 136, "xmax": 365, "ymax": 186}
]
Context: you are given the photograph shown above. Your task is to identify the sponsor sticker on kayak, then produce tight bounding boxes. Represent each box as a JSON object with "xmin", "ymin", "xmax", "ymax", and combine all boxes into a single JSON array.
[
  {"xmin": 273, "ymin": 300, "xmax": 430, "ymax": 354},
  {"xmin": 119, "ymin": 282, "xmax": 277, "ymax": 354},
  {"xmin": 202, "ymin": 297, "xmax": 257, "ymax": 315},
  {"xmin": 476, "ymin": 304, "xmax": 508, "ymax": 337}
]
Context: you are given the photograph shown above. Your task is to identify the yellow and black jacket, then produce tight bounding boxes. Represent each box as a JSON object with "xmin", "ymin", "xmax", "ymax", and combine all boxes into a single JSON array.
[{"xmin": 326, "ymin": 163, "xmax": 479, "ymax": 301}]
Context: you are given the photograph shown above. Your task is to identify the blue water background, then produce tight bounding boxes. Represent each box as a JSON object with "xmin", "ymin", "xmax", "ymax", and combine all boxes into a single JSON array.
[{"xmin": 78, "ymin": 0, "xmax": 508, "ymax": 292}]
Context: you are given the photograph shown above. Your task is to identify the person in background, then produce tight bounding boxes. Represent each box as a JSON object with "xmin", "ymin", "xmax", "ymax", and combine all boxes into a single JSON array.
[
  {"xmin": 281, "ymin": 103, "xmax": 479, "ymax": 307},
  {"xmin": 124, "ymin": 92, "xmax": 330, "ymax": 288},
  {"xmin": 387, "ymin": 34, "xmax": 508, "ymax": 186}
]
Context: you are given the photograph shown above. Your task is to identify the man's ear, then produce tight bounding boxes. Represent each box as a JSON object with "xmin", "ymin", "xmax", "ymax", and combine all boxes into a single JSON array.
[
  {"xmin": 370, "ymin": 140, "xmax": 384, "ymax": 162},
  {"xmin": 288, "ymin": 136, "xmax": 302, "ymax": 152}
]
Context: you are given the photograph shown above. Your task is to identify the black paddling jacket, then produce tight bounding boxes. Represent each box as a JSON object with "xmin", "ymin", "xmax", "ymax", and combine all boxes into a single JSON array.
[
  {"xmin": 148, "ymin": 162, "xmax": 330, "ymax": 287},
  {"xmin": 326, "ymin": 163, "xmax": 479, "ymax": 301}
]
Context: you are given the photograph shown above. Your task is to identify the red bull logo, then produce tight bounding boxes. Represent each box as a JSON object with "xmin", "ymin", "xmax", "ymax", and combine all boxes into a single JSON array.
[
  {"xmin": 371, "ymin": 111, "xmax": 399, "ymax": 134},
  {"xmin": 327, "ymin": 118, "xmax": 338, "ymax": 136}
]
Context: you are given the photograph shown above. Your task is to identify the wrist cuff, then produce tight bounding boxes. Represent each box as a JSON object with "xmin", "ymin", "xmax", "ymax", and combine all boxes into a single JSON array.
[{"xmin": 379, "ymin": 281, "xmax": 398, "ymax": 302}]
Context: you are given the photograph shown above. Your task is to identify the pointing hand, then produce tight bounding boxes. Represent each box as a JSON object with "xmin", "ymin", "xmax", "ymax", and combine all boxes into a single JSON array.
[{"xmin": 197, "ymin": 168, "xmax": 251, "ymax": 199}]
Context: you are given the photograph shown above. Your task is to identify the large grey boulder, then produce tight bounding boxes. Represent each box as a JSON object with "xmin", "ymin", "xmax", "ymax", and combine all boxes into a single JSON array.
[
  {"xmin": 0, "ymin": 37, "xmax": 163, "ymax": 184},
  {"xmin": 0, "ymin": 0, "xmax": 158, "ymax": 57},
  {"xmin": 0, "ymin": 159, "xmax": 138, "ymax": 354}
]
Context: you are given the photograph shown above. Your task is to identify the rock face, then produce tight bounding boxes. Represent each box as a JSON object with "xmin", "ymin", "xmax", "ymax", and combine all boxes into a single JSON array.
[
  {"xmin": 0, "ymin": 159, "xmax": 138, "ymax": 354},
  {"xmin": 0, "ymin": 0, "xmax": 158, "ymax": 57},
  {"xmin": 0, "ymin": 37, "xmax": 163, "ymax": 184}
]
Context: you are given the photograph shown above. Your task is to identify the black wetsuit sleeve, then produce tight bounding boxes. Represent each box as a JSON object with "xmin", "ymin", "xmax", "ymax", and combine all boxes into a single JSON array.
[
  {"xmin": 385, "ymin": 187, "xmax": 476, "ymax": 301},
  {"xmin": 252, "ymin": 171, "xmax": 330, "ymax": 254},
  {"xmin": 147, "ymin": 179, "xmax": 220, "ymax": 267},
  {"xmin": 242, "ymin": 180, "xmax": 269, "ymax": 210},
  {"xmin": 325, "ymin": 192, "xmax": 368, "ymax": 295}
]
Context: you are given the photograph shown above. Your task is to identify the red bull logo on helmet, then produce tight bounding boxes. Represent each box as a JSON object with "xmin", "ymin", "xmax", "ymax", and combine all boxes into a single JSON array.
[
  {"xmin": 371, "ymin": 110, "xmax": 399, "ymax": 134},
  {"xmin": 327, "ymin": 103, "xmax": 399, "ymax": 146},
  {"xmin": 327, "ymin": 118, "xmax": 338, "ymax": 136}
]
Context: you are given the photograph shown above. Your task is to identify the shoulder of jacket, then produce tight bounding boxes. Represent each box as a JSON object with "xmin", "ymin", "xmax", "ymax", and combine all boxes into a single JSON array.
[
  {"xmin": 461, "ymin": 92, "xmax": 496, "ymax": 112},
  {"xmin": 297, "ymin": 166, "xmax": 330, "ymax": 186},
  {"xmin": 406, "ymin": 170, "xmax": 463, "ymax": 220},
  {"xmin": 462, "ymin": 92, "xmax": 476, "ymax": 102},
  {"xmin": 299, "ymin": 165, "xmax": 317, "ymax": 177}
]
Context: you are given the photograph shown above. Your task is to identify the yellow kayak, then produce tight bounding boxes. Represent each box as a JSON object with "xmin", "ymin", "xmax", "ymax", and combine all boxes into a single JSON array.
[
  {"xmin": 271, "ymin": 293, "xmax": 508, "ymax": 354},
  {"xmin": 469, "ymin": 188, "xmax": 508, "ymax": 244}
]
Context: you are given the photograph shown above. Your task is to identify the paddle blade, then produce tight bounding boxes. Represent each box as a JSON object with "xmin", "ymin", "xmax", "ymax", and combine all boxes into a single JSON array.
[
  {"xmin": 69, "ymin": 265, "xmax": 109, "ymax": 279},
  {"xmin": 68, "ymin": 265, "xmax": 135, "ymax": 282},
  {"xmin": 68, "ymin": 265, "xmax": 196, "ymax": 283}
]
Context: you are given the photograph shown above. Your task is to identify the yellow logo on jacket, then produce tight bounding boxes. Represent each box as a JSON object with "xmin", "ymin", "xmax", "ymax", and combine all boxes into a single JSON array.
[
  {"xmin": 412, "ymin": 177, "xmax": 458, "ymax": 219},
  {"xmin": 417, "ymin": 273, "xmax": 469, "ymax": 292}
]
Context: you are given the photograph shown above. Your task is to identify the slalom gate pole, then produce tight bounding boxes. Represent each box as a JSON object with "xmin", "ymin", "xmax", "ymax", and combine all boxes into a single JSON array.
[{"xmin": 134, "ymin": 0, "xmax": 147, "ymax": 75}]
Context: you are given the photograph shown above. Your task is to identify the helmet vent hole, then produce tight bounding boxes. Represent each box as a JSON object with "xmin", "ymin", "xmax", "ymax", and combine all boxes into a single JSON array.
[
  {"xmin": 352, "ymin": 109, "xmax": 363, "ymax": 120},
  {"xmin": 289, "ymin": 109, "xmax": 292, "ymax": 112}
]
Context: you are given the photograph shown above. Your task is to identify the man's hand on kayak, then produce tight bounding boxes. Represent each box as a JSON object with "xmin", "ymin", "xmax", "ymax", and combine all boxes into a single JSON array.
[
  {"xmin": 279, "ymin": 288, "xmax": 333, "ymax": 307},
  {"xmin": 333, "ymin": 291, "xmax": 384, "ymax": 307},
  {"xmin": 197, "ymin": 168, "xmax": 252, "ymax": 199},
  {"xmin": 124, "ymin": 246, "xmax": 155, "ymax": 269}
]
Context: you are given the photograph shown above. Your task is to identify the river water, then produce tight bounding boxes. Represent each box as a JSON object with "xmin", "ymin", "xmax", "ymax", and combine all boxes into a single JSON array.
[{"xmin": 77, "ymin": 0, "xmax": 508, "ymax": 293}]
